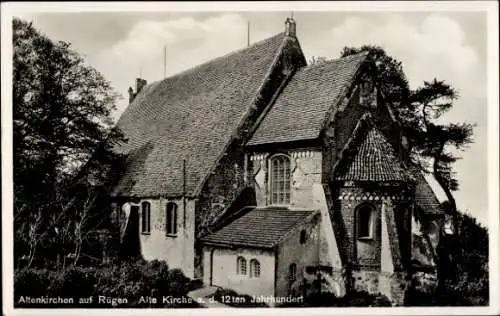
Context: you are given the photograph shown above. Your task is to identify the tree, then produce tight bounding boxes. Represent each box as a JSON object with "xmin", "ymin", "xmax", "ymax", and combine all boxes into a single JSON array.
[
  {"xmin": 340, "ymin": 45, "xmax": 474, "ymax": 233},
  {"xmin": 13, "ymin": 18, "xmax": 125, "ymax": 267},
  {"xmin": 309, "ymin": 56, "xmax": 328, "ymax": 65},
  {"xmin": 409, "ymin": 80, "xmax": 474, "ymax": 234}
]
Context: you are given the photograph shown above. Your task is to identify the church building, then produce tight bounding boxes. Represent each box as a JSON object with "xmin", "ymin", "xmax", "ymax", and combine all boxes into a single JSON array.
[{"xmin": 110, "ymin": 18, "xmax": 444, "ymax": 305}]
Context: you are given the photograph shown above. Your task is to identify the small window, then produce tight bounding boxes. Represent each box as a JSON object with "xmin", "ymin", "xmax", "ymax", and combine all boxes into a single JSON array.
[
  {"xmin": 166, "ymin": 202, "xmax": 177, "ymax": 235},
  {"xmin": 250, "ymin": 259, "xmax": 260, "ymax": 278},
  {"xmin": 357, "ymin": 204, "xmax": 374, "ymax": 239},
  {"xmin": 237, "ymin": 256, "xmax": 247, "ymax": 275},
  {"xmin": 299, "ymin": 230, "xmax": 307, "ymax": 244},
  {"xmin": 289, "ymin": 263, "xmax": 297, "ymax": 281},
  {"xmin": 141, "ymin": 202, "xmax": 151, "ymax": 234}
]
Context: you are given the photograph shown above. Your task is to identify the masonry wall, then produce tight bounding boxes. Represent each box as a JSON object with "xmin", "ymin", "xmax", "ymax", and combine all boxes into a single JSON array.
[
  {"xmin": 332, "ymin": 184, "xmax": 412, "ymax": 270},
  {"xmin": 203, "ymin": 246, "xmax": 275, "ymax": 298},
  {"xmin": 120, "ymin": 198, "xmax": 196, "ymax": 278},
  {"xmin": 275, "ymin": 214, "xmax": 321, "ymax": 298},
  {"xmin": 334, "ymin": 186, "xmax": 382, "ymax": 268},
  {"xmin": 250, "ymin": 149, "xmax": 322, "ymax": 208},
  {"xmin": 322, "ymin": 85, "xmax": 365, "ymax": 184}
]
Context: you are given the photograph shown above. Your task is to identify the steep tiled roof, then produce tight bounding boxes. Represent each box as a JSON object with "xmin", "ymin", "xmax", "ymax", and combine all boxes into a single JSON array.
[
  {"xmin": 335, "ymin": 125, "xmax": 409, "ymax": 182},
  {"xmin": 247, "ymin": 52, "xmax": 368, "ymax": 145},
  {"xmin": 412, "ymin": 167, "xmax": 443, "ymax": 216},
  {"xmin": 201, "ymin": 207, "xmax": 316, "ymax": 249},
  {"xmin": 112, "ymin": 33, "xmax": 292, "ymax": 197}
]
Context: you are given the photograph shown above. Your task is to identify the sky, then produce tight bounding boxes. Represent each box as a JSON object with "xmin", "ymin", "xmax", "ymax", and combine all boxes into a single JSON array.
[{"xmin": 11, "ymin": 7, "xmax": 491, "ymax": 226}]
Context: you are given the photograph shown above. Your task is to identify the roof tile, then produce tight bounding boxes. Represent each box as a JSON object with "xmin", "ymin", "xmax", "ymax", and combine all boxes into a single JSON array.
[
  {"xmin": 336, "ymin": 127, "xmax": 409, "ymax": 182},
  {"xmin": 112, "ymin": 33, "xmax": 288, "ymax": 197},
  {"xmin": 201, "ymin": 207, "xmax": 316, "ymax": 248},
  {"xmin": 247, "ymin": 52, "xmax": 368, "ymax": 145},
  {"xmin": 411, "ymin": 167, "xmax": 443, "ymax": 216}
]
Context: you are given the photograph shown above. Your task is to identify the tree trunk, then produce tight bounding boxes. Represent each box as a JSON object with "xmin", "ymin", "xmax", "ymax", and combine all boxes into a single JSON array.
[
  {"xmin": 27, "ymin": 243, "xmax": 37, "ymax": 268},
  {"xmin": 431, "ymin": 142, "xmax": 458, "ymax": 233}
]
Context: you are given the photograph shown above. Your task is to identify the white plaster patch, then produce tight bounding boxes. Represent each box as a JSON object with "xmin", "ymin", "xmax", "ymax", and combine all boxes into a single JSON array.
[
  {"xmin": 292, "ymin": 165, "xmax": 305, "ymax": 189},
  {"xmin": 254, "ymin": 163, "xmax": 265, "ymax": 189}
]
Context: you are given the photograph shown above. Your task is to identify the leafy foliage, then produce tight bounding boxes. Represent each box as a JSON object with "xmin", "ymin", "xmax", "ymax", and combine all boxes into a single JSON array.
[
  {"xmin": 13, "ymin": 18, "xmax": 125, "ymax": 267},
  {"xmin": 308, "ymin": 56, "xmax": 328, "ymax": 65},
  {"xmin": 14, "ymin": 260, "xmax": 203, "ymax": 308},
  {"xmin": 406, "ymin": 212, "xmax": 489, "ymax": 306}
]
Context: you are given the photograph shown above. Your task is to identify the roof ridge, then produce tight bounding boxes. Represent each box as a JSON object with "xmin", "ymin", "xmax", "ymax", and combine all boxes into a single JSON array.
[
  {"xmin": 142, "ymin": 32, "xmax": 286, "ymax": 90},
  {"xmin": 330, "ymin": 112, "xmax": 374, "ymax": 176}
]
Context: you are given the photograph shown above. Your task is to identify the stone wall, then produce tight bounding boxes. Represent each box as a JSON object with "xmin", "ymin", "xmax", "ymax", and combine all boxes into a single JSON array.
[
  {"xmin": 275, "ymin": 213, "xmax": 321, "ymax": 298},
  {"xmin": 352, "ymin": 270, "xmax": 380, "ymax": 294}
]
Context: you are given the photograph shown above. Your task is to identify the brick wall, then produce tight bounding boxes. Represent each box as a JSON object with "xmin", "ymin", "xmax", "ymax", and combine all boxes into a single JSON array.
[
  {"xmin": 332, "ymin": 184, "xmax": 412, "ymax": 270},
  {"xmin": 334, "ymin": 186, "xmax": 382, "ymax": 268}
]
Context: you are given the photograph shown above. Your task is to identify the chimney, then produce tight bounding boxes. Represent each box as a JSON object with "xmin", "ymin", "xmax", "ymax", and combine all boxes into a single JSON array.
[
  {"xmin": 285, "ymin": 17, "xmax": 296, "ymax": 37},
  {"xmin": 128, "ymin": 78, "xmax": 147, "ymax": 104},
  {"xmin": 136, "ymin": 78, "xmax": 147, "ymax": 94}
]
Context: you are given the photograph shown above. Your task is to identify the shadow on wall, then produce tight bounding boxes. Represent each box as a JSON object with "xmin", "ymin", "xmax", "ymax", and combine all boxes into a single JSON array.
[
  {"xmin": 120, "ymin": 205, "xmax": 142, "ymax": 260},
  {"xmin": 208, "ymin": 186, "xmax": 258, "ymax": 234}
]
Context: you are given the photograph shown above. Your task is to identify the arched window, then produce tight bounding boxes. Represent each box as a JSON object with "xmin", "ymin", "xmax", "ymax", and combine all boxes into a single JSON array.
[
  {"xmin": 289, "ymin": 263, "xmax": 297, "ymax": 281},
  {"xmin": 166, "ymin": 202, "xmax": 177, "ymax": 235},
  {"xmin": 269, "ymin": 154, "xmax": 291, "ymax": 205},
  {"xmin": 357, "ymin": 204, "xmax": 374, "ymax": 239},
  {"xmin": 250, "ymin": 259, "xmax": 260, "ymax": 278},
  {"xmin": 141, "ymin": 202, "xmax": 151, "ymax": 234},
  {"xmin": 299, "ymin": 230, "xmax": 307, "ymax": 244},
  {"xmin": 237, "ymin": 256, "xmax": 247, "ymax": 275}
]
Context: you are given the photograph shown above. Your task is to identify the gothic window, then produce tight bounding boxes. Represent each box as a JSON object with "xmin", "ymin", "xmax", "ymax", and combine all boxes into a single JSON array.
[
  {"xmin": 166, "ymin": 202, "xmax": 178, "ymax": 235},
  {"xmin": 237, "ymin": 256, "xmax": 247, "ymax": 275},
  {"xmin": 269, "ymin": 154, "xmax": 291, "ymax": 205},
  {"xmin": 249, "ymin": 259, "xmax": 261, "ymax": 278},
  {"xmin": 357, "ymin": 204, "xmax": 374, "ymax": 239},
  {"xmin": 141, "ymin": 202, "xmax": 151, "ymax": 234},
  {"xmin": 289, "ymin": 263, "xmax": 297, "ymax": 281}
]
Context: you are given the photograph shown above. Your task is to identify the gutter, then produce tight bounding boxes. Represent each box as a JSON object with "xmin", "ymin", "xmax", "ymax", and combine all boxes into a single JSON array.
[{"xmin": 209, "ymin": 247, "xmax": 216, "ymax": 286}]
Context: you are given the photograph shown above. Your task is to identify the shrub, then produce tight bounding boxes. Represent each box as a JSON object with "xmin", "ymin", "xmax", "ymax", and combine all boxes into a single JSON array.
[
  {"xmin": 14, "ymin": 260, "xmax": 203, "ymax": 308},
  {"xmin": 14, "ymin": 268, "xmax": 55, "ymax": 298}
]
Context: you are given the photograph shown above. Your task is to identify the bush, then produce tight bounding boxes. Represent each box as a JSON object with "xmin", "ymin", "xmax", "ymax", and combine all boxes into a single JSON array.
[
  {"xmin": 14, "ymin": 260, "xmax": 203, "ymax": 308},
  {"xmin": 405, "ymin": 212, "xmax": 489, "ymax": 307}
]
